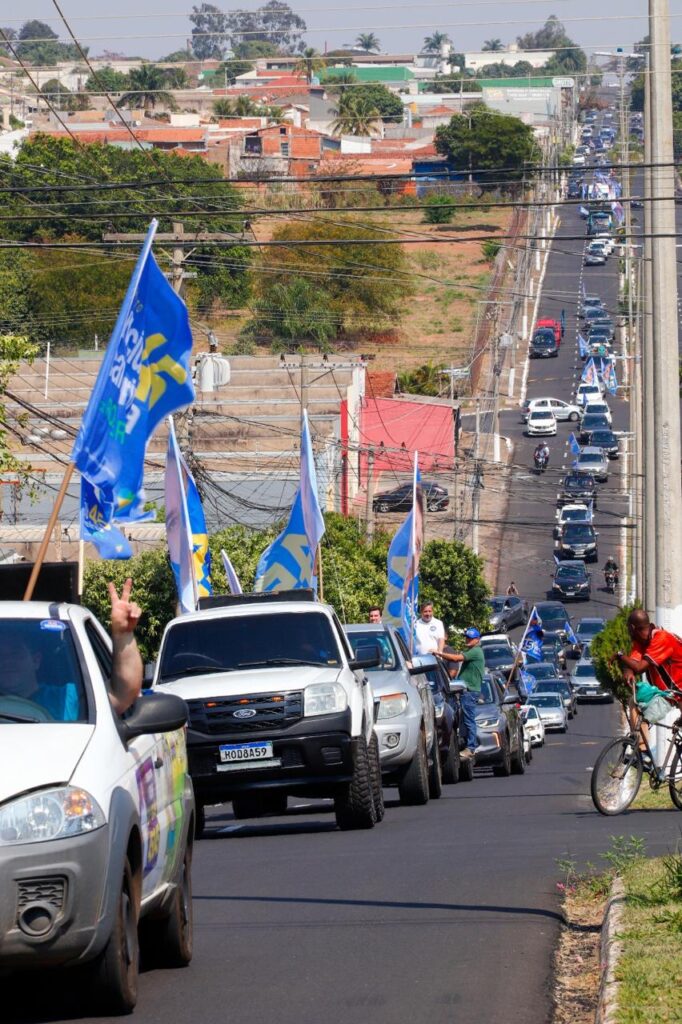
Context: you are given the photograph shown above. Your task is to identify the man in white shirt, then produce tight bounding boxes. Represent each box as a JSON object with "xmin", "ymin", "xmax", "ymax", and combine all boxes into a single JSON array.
[{"xmin": 414, "ymin": 602, "xmax": 445, "ymax": 655}]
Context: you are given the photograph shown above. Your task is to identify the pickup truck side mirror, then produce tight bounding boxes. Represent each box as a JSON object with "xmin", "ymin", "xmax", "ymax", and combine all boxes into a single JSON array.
[
  {"xmin": 118, "ymin": 691, "xmax": 188, "ymax": 743},
  {"xmin": 349, "ymin": 643, "xmax": 381, "ymax": 671},
  {"xmin": 503, "ymin": 692, "xmax": 520, "ymax": 705},
  {"xmin": 408, "ymin": 654, "xmax": 438, "ymax": 675}
]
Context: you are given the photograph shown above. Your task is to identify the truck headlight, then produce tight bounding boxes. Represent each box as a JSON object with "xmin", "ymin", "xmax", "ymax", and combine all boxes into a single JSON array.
[
  {"xmin": 0, "ymin": 787, "xmax": 105, "ymax": 846},
  {"xmin": 476, "ymin": 717, "xmax": 498, "ymax": 729},
  {"xmin": 377, "ymin": 693, "xmax": 408, "ymax": 720},
  {"xmin": 304, "ymin": 681, "xmax": 348, "ymax": 717}
]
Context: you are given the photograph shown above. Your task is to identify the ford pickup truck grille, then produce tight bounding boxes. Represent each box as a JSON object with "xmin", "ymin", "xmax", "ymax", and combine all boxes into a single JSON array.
[{"xmin": 186, "ymin": 691, "xmax": 304, "ymax": 734}]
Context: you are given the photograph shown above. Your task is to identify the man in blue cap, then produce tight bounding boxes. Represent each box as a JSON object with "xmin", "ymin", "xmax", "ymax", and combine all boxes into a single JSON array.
[{"xmin": 439, "ymin": 627, "xmax": 485, "ymax": 760}]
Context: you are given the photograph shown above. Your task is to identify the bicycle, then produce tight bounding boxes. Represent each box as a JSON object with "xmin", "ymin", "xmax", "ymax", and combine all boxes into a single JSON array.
[{"xmin": 591, "ymin": 693, "xmax": 682, "ymax": 815}]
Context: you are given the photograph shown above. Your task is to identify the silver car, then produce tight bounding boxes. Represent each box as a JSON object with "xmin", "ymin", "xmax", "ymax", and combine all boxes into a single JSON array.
[
  {"xmin": 575, "ymin": 446, "xmax": 609, "ymax": 482},
  {"xmin": 569, "ymin": 658, "xmax": 614, "ymax": 702},
  {"xmin": 527, "ymin": 693, "xmax": 568, "ymax": 732},
  {"xmin": 344, "ymin": 624, "xmax": 440, "ymax": 805}
]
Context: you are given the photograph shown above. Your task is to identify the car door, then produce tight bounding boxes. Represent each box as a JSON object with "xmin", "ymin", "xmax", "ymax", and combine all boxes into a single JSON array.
[
  {"xmin": 395, "ymin": 632, "xmax": 435, "ymax": 748},
  {"xmin": 83, "ymin": 618, "xmax": 169, "ymax": 899}
]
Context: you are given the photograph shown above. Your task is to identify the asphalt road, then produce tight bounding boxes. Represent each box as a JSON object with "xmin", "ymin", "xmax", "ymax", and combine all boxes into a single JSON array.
[{"xmin": 13, "ymin": 121, "xmax": 682, "ymax": 1024}]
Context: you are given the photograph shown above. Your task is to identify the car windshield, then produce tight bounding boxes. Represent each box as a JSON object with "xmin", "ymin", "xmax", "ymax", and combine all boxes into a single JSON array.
[
  {"xmin": 529, "ymin": 695, "xmax": 563, "ymax": 708},
  {"xmin": 346, "ymin": 630, "xmax": 397, "ymax": 671},
  {"xmin": 526, "ymin": 663, "xmax": 556, "ymax": 680},
  {"xmin": 158, "ymin": 611, "xmax": 342, "ymax": 681},
  {"xmin": 577, "ymin": 455, "xmax": 601, "ymax": 467},
  {"xmin": 0, "ymin": 619, "xmax": 87, "ymax": 723},
  {"xmin": 530, "ymin": 411, "xmax": 552, "ymax": 420},
  {"xmin": 565, "ymin": 474, "xmax": 594, "ymax": 489},
  {"xmin": 574, "ymin": 663, "xmax": 597, "ymax": 678},
  {"xmin": 477, "ymin": 679, "xmax": 497, "ymax": 704},
  {"xmin": 556, "ymin": 564, "xmax": 587, "ymax": 579},
  {"xmin": 520, "ymin": 706, "xmax": 537, "ymax": 721},
  {"xmin": 535, "ymin": 681, "xmax": 569, "ymax": 696},
  {"xmin": 563, "ymin": 509, "xmax": 589, "ymax": 522},
  {"xmin": 563, "ymin": 525, "xmax": 595, "ymax": 541},
  {"xmin": 537, "ymin": 607, "xmax": 567, "ymax": 625},
  {"xmin": 577, "ymin": 621, "xmax": 603, "ymax": 637},
  {"xmin": 533, "ymin": 335, "xmax": 554, "ymax": 347},
  {"xmin": 484, "ymin": 646, "xmax": 512, "ymax": 660},
  {"xmin": 591, "ymin": 431, "xmax": 614, "ymax": 444},
  {"xmin": 488, "ymin": 598, "xmax": 505, "ymax": 612}
]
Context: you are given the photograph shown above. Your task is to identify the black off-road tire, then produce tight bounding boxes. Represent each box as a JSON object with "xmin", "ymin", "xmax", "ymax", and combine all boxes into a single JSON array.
[
  {"xmin": 91, "ymin": 857, "xmax": 139, "ymax": 1015},
  {"xmin": 398, "ymin": 731, "xmax": 430, "ymax": 806},
  {"xmin": 141, "ymin": 842, "xmax": 193, "ymax": 969},
  {"xmin": 442, "ymin": 733, "xmax": 460, "ymax": 784},
  {"xmin": 369, "ymin": 732, "xmax": 385, "ymax": 822},
  {"xmin": 334, "ymin": 734, "xmax": 377, "ymax": 830},
  {"xmin": 492, "ymin": 736, "xmax": 513, "ymax": 777},
  {"xmin": 428, "ymin": 732, "xmax": 443, "ymax": 799},
  {"xmin": 511, "ymin": 730, "xmax": 526, "ymax": 775}
]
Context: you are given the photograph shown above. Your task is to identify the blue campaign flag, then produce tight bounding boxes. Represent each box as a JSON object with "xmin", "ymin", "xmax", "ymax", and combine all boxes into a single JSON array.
[
  {"xmin": 80, "ymin": 478, "xmax": 132, "ymax": 559},
  {"xmin": 604, "ymin": 358, "xmax": 618, "ymax": 395},
  {"xmin": 578, "ymin": 333, "xmax": 590, "ymax": 359},
  {"xmin": 520, "ymin": 667, "xmax": 536, "ymax": 694},
  {"xmin": 581, "ymin": 357, "xmax": 597, "ymax": 387},
  {"xmin": 185, "ymin": 463, "xmax": 212, "ymax": 603},
  {"xmin": 72, "ymin": 220, "xmax": 195, "ymax": 525},
  {"xmin": 569, "ymin": 432, "xmax": 581, "ymax": 456},
  {"xmin": 578, "ymin": 205, "xmax": 589, "ymax": 219},
  {"xmin": 254, "ymin": 411, "xmax": 326, "ymax": 593},
  {"xmin": 165, "ymin": 418, "xmax": 199, "ymax": 614},
  {"xmin": 221, "ymin": 549, "xmax": 243, "ymax": 595},
  {"xmin": 565, "ymin": 620, "xmax": 578, "ymax": 646},
  {"xmin": 383, "ymin": 459, "xmax": 424, "ymax": 649},
  {"xmin": 520, "ymin": 605, "xmax": 543, "ymax": 662}
]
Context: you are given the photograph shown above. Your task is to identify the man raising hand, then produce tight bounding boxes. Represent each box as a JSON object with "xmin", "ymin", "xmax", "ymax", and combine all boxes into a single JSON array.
[{"xmin": 109, "ymin": 578, "xmax": 144, "ymax": 715}]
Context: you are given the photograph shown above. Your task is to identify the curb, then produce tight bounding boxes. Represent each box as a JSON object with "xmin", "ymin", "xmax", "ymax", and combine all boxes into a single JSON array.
[{"xmin": 595, "ymin": 877, "xmax": 626, "ymax": 1024}]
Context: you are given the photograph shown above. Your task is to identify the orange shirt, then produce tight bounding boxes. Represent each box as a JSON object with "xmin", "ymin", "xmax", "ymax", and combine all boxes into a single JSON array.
[{"xmin": 630, "ymin": 627, "xmax": 682, "ymax": 691}]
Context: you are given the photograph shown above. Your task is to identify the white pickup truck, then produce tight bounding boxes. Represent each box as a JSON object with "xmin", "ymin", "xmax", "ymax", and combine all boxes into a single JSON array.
[
  {"xmin": 0, "ymin": 601, "xmax": 194, "ymax": 1015},
  {"xmin": 151, "ymin": 593, "xmax": 384, "ymax": 832}
]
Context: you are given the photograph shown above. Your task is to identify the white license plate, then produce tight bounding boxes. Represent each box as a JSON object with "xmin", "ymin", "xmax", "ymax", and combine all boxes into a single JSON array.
[{"xmin": 219, "ymin": 741, "xmax": 274, "ymax": 766}]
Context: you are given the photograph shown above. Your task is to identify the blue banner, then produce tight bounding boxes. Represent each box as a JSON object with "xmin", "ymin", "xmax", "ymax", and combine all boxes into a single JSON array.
[
  {"xmin": 581, "ymin": 357, "xmax": 597, "ymax": 387},
  {"xmin": 604, "ymin": 358, "xmax": 618, "ymax": 395},
  {"xmin": 578, "ymin": 333, "xmax": 590, "ymax": 359},
  {"xmin": 254, "ymin": 411, "xmax": 325, "ymax": 593},
  {"xmin": 165, "ymin": 417, "xmax": 202, "ymax": 614},
  {"xmin": 72, "ymin": 220, "xmax": 195, "ymax": 525},
  {"xmin": 569, "ymin": 432, "xmax": 581, "ymax": 456},
  {"xmin": 383, "ymin": 464, "xmax": 424, "ymax": 648},
  {"xmin": 80, "ymin": 478, "xmax": 132, "ymax": 559}
]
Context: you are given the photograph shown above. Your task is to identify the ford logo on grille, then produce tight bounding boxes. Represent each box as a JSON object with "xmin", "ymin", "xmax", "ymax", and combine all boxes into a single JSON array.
[{"xmin": 233, "ymin": 708, "xmax": 257, "ymax": 719}]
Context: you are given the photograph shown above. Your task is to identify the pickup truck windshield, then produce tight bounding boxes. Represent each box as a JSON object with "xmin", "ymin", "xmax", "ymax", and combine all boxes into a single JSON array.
[
  {"xmin": 158, "ymin": 611, "xmax": 343, "ymax": 681},
  {"xmin": 0, "ymin": 620, "xmax": 87, "ymax": 723}
]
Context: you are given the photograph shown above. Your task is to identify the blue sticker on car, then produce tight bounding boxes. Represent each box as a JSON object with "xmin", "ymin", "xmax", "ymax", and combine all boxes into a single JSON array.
[{"xmin": 40, "ymin": 619, "xmax": 66, "ymax": 631}]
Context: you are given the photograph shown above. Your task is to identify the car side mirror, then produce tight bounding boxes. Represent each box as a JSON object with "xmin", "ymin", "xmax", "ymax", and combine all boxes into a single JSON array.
[
  {"xmin": 408, "ymin": 654, "xmax": 438, "ymax": 675},
  {"xmin": 503, "ymin": 692, "xmax": 519, "ymax": 705},
  {"xmin": 143, "ymin": 661, "xmax": 156, "ymax": 685},
  {"xmin": 449, "ymin": 680, "xmax": 466, "ymax": 694},
  {"xmin": 118, "ymin": 691, "xmax": 188, "ymax": 743},
  {"xmin": 349, "ymin": 643, "xmax": 381, "ymax": 671}
]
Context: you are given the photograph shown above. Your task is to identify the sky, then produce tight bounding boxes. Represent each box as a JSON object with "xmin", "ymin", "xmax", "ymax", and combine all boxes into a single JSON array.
[{"xmin": 4, "ymin": 0, "xmax": 672, "ymax": 61}]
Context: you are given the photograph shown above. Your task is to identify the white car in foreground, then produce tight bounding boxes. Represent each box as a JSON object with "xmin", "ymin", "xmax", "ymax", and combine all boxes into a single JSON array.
[
  {"xmin": 526, "ymin": 409, "xmax": 557, "ymax": 436},
  {"xmin": 527, "ymin": 693, "xmax": 568, "ymax": 733},
  {"xmin": 576, "ymin": 382, "xmax": 604, "ymax": 406},
  {"xmin": 554, "ymin": 503, "xmax": 593, "ymax": 539},
  {"xmin": 0, "ymin": 602, "xmax": 194, "ymax": 1015},
  {"xmin": 519, "ymin": 704, "xmax": 545, "ymax": 747}
]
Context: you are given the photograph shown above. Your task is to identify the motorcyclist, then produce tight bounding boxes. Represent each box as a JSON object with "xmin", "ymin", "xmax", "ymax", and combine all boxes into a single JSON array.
[
  {"xmin": 604, "ymin": 555, "xmax": 619, "ymax": 582},
  {"xmin": 534, "ymin": 442, "xmax": 550, "ymax": 467}
]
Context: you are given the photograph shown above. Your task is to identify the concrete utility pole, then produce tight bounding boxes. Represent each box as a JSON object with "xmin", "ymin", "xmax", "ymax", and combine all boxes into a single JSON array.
[
  {"xmin": 642, "ymin": 48, "xmax": 657, "ymax": 615},
  {"xmin": 649, "ymin": 0, "xmax": 682, "ymax": 629},
  {"xmin": 472, "ymin": 405, "xmax": 481, "ymax": 555},
  {"xmin": 365, "ymin": 447, "xmax": 376, "ymax": 540}
]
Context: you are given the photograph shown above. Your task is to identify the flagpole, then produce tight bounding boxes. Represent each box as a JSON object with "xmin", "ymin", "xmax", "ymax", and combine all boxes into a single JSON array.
[
  {"xmin": 505, "ymin": 603, "xmax": 537, "ymax": 690},
  {"xmin": 168, "ymin": 416, "xmax": 199, "ymax": 612},
  {"xmin": 23, "ymin": 463, "xmax": 76, "ymax": 600},
  {"xmin": 409, "ymin": 452, "xmax": 418, "ymax": 657},
  {"xmin": 316, "ymin": 543, "xmax": 324, "ymax": 601}
]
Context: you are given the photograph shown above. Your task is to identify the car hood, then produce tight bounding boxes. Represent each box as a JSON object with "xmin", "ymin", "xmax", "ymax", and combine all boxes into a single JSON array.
[
  {"xmin": 474, "ymin": 704, "xmax": 501, "ymax": 720},
  {"xmin": 0, "ymin": 724, "xmax": 95, "ymax": 804},
  {"xmin": 156, "ymin": 664, "xmax": 345, "ymax": 700},
  {"xmin": 363, "ymin": 668, "xmax": 411, "ymax": 697}
]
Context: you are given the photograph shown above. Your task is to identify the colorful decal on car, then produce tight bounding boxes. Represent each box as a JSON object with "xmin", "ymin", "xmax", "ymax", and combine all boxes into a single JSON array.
[{"xmin": 136, "ymin": 757, "xmax": 160, "ymax": 876}]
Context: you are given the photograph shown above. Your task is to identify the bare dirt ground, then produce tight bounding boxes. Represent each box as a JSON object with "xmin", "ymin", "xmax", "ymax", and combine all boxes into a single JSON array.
[{"xmin": 552, "ymin": 892, "xmax": 605, "ymax": 1024}]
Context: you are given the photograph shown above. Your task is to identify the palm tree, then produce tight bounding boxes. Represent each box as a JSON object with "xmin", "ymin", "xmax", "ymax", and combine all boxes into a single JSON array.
[
  {"xmin": 356, "ymin": 32, "xmax": 380, "ymax": 53},
  {"xmin": 423, "ymin": 31, "xmax": 451, "ymax": 53},
  {"xmin": 320, "ymin": 68, "xmax": 358, "ymax": 94},
  {"xmin": 118, "ymin": 65, "xmax": 175, "ymax": 113},
  {"xmin": 294, "ymin": 47, "xmax": 327, "ymax": 85},
  {"xmin": 212, "ymin": 95, "xmax": 260, "ymax": 117},
  {"xmin": 332, "ymin": 94, "xmax": 382, "ymax": 136},
  {"xmin": 482, "ymin": 38, "xmax": 504, "ymax": 51}
]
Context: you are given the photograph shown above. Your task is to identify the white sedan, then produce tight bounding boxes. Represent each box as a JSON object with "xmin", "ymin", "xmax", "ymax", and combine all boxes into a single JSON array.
[
  {"xmin": 576, "ymin": 382, "xmax": 604, "ymax": 406},
  {"xmin": 526, "ymin": 409, "xmax": 557, "ymax": 436},
  {"xmin": 520, "ymin": 704, "xmax": 545, "ymax": 747},
  {"xmin": 521, "ymin": 397, "xmax": 581, "ymax": 423},
  {"xmin": 581, "ymin": 399, "xmax": 612, "ymax": 425}
]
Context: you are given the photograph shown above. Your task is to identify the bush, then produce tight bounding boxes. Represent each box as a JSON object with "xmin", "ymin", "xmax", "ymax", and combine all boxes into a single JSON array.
[
  {"xmin": 481, "ymin": 239, "xmax": 501, "ymax": 262},
  {"xmin": 423, "ymin": 194, "xmax": 455, "ymax": 225},
  {"xmin": 591, "ymin": 603, "xmax": 636, "ymax": 705}
]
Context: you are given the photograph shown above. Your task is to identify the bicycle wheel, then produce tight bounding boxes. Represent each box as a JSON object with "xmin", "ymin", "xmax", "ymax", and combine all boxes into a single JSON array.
[
  {"xmin": 668, "ymin": 745, "xmax": 682, "ymax": 810},
  {"xmin": 591, "ymin": 736, "xmax": 643, "ymax": 815}
]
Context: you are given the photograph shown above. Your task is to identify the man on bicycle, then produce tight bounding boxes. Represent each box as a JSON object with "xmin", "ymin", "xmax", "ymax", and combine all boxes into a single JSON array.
[{"xmin": 614, "ymin": 608, "xmax": 682, "ymax": 696}]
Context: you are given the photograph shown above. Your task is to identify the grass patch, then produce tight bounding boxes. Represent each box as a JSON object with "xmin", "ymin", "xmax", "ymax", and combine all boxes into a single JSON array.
[
  {"xmin": 615, "ymin": 853, "xmax": 682, "ymax": 1023},
  {"xmin": 631, "ymin": 783, "xmax": 678, "ymax": 812}
]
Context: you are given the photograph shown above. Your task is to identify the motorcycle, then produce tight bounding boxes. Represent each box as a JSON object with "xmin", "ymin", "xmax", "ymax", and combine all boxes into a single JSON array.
[
  {"xmin": 534, "ymin": 450, "xmax": 549, "ymax": 473},
  {"xmin": 604, "ymin": 569, "xmax": 618, "ymax": 593}
]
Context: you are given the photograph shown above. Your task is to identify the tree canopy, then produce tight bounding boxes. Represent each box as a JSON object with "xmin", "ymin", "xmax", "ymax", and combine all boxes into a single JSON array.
[
  {"xmin": 517, "ymin": 15, "xmax": 587, "ymax": 75},
  {"xmin": 228, "ymin": 1, "xmax": 307, "ymax": 55},
  {"xmin": 189, "ymin": 3, "xmax": 231, "ymax": 60},
  {"xmin": 246, "ymin": 217, "xmax": 410, "ymax": 342},
  {"xmin": 84, "ymin": 66, "xmax": 130, "ymax": 93},
  {"xmin": 13, "ymin": 19, "xmax": 82, "ymax": 65},
  {"xmin": 434, "ymin": 107, "xmax": 540, "ymax": 190}
]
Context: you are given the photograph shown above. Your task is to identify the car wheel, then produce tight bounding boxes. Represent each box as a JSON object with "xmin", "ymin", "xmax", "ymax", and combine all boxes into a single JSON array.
[
  {"xmin": 334, "ymin": 734, "xmax": 377, "ymax": 830},
  {"xmin": 427, "ymin": 500, "xmax": 439, "ymax": 513},
  {"xmin": 428, "ymin": 731, "xmax": 443, "ymax": 799},
  {"xmin": 91, "ymin": 856, "xmax": 139, "ymax": 1014},
  {"xmin": 378, "ymin": 501, "xmax": 390, "ymax": 513},
  {"xmin": 459, "ymin": 752, "xmax": 474, "ymax": 782},
  {"xmin": 398, "ymin": 731, "xmax": 430, "ymax": 806},
  {"xmin": 511, "ymin": 730, "xmax": 526, "ymax": 775},
  {"xmin": 369, "ymin": 732, "xmax": 385, "ymax": 822},
  {"xmin": 141, "ymin": 842, "xmax": 193, "ymax": 969},
  {"xmin": 195, "ymin": 802, "xmax": 206, "ymax": 839},
  {"xmin": 569, "ymin": 412, "xmax": 579, "ymax": 421},
  {"xmin": 492, "ymin": 735, "xmax": 512, "ymax": 777},
  {"xmin": 525, "ymin": 744, "xmax": 533, "ymax": 764},
  {"xmin": 442, "ymin": 732, "xmax": 460, "ymax": 784}
]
